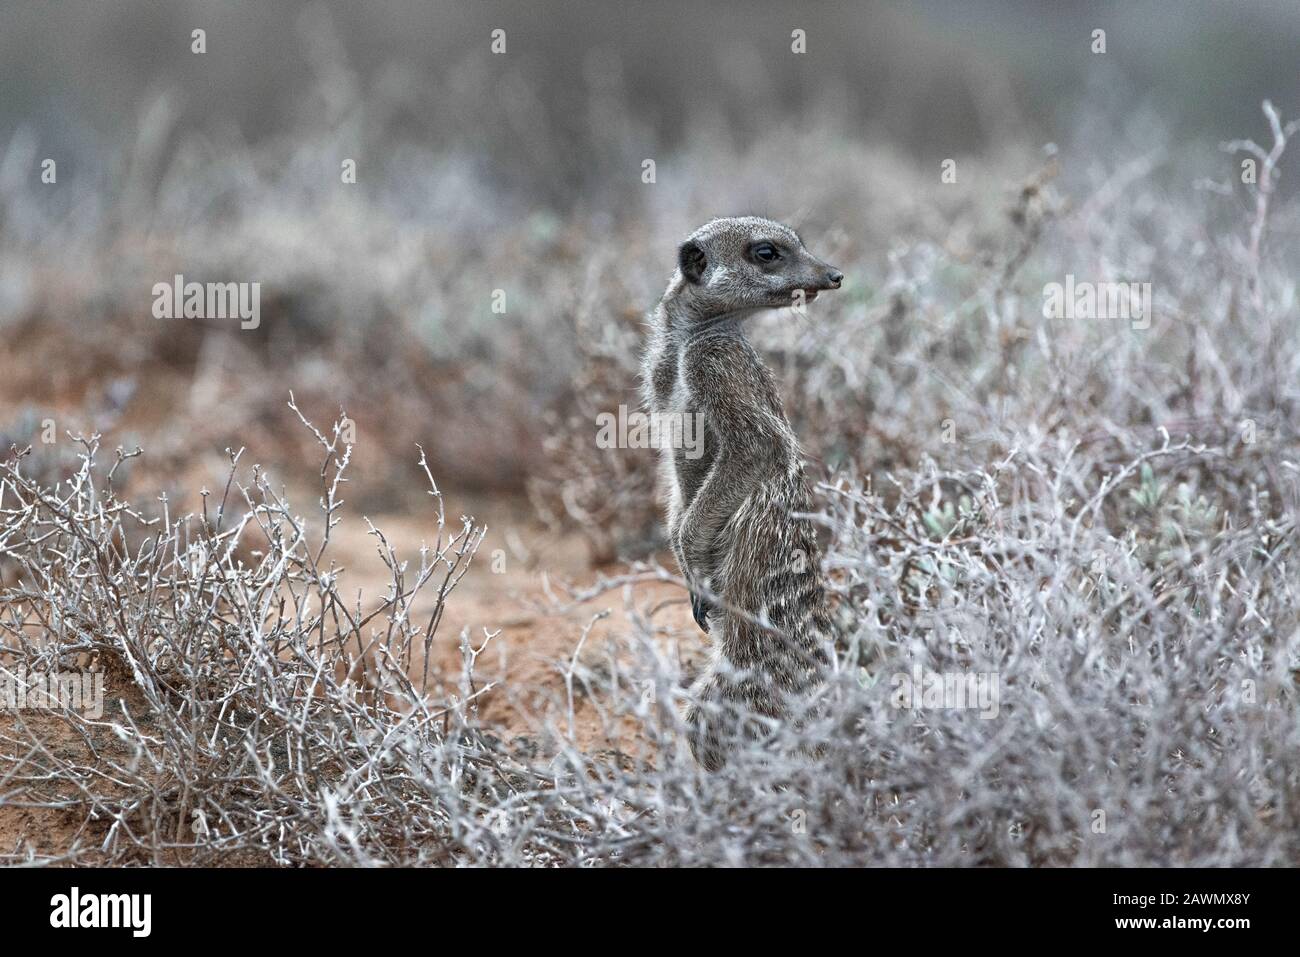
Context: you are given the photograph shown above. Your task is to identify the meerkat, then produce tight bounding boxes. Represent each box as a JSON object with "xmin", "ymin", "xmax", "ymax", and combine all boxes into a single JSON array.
[{"xmin": 640, "ymin": 216, "xmax": 844, "ymax": 770}]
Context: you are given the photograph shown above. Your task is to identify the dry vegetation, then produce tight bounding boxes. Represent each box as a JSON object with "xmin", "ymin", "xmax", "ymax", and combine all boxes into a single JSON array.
[{"xmin": 2, "ymin": 29, "xmax": 1299, "ymax": 865}]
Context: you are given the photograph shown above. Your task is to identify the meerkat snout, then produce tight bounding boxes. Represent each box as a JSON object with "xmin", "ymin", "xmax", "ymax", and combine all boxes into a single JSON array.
[{"xmin": 801, "ymin": 266, "xmax": 844, "ymax": 301}]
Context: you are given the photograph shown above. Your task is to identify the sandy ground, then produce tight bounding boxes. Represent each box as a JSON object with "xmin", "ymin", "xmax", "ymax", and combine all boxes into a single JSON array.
[{"xmin": 329, "ymin": 493, "xmax": 699, "ymax": 750}]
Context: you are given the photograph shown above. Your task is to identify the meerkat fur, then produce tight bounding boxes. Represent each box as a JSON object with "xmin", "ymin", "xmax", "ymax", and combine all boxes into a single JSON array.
[{"xmin": 640, "ymin": 216, "xmax": 844, "ymax": 770}]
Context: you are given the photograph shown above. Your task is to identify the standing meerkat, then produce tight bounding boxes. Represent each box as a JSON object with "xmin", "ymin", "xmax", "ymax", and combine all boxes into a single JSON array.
[{"xmin": 640, "ymin": 216, "xmax": 844, "ymax": 770}]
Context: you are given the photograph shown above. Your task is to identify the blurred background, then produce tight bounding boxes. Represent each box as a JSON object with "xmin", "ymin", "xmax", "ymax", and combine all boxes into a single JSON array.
[
  {"xmin": 6, "ymin": 0, "xmax": 1300, "ymax": 189},
  {"xmin": 1, "ymin": 0, "xmax": 1297, "ymax": 551}
]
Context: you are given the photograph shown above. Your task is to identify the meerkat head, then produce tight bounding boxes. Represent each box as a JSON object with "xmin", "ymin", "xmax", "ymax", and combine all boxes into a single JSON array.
[{"xmin": 674, "ymin": 216, "xmax": 843, "ymax": 320}]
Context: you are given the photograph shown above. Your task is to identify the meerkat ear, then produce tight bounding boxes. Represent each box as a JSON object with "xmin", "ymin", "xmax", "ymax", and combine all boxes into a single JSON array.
[{"xmin": 678, "ymin": 240, "xmax": 707, "ymax": 284}]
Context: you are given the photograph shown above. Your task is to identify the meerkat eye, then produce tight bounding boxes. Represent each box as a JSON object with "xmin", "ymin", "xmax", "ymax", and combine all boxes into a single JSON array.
[{"xmin": 751, "ymin": 242, "xmax": 781, "ymax": 264}]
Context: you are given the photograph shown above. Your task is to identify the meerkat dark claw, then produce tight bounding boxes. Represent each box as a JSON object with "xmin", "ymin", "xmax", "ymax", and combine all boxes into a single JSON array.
[{"xmin": 691, "ymin": 591, "xmax": 714, "ymax": 633}]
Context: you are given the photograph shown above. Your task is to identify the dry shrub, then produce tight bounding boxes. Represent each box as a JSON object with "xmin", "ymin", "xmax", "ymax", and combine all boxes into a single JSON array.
[{"xmin": 2, "ymin": 394, "xmax": 1299, "ymax": 865}]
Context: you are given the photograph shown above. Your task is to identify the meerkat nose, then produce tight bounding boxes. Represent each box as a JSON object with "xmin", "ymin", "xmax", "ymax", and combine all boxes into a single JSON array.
[{"xmin": 825, "ymin": 269, "xmax": 844, "ymax": 288}]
